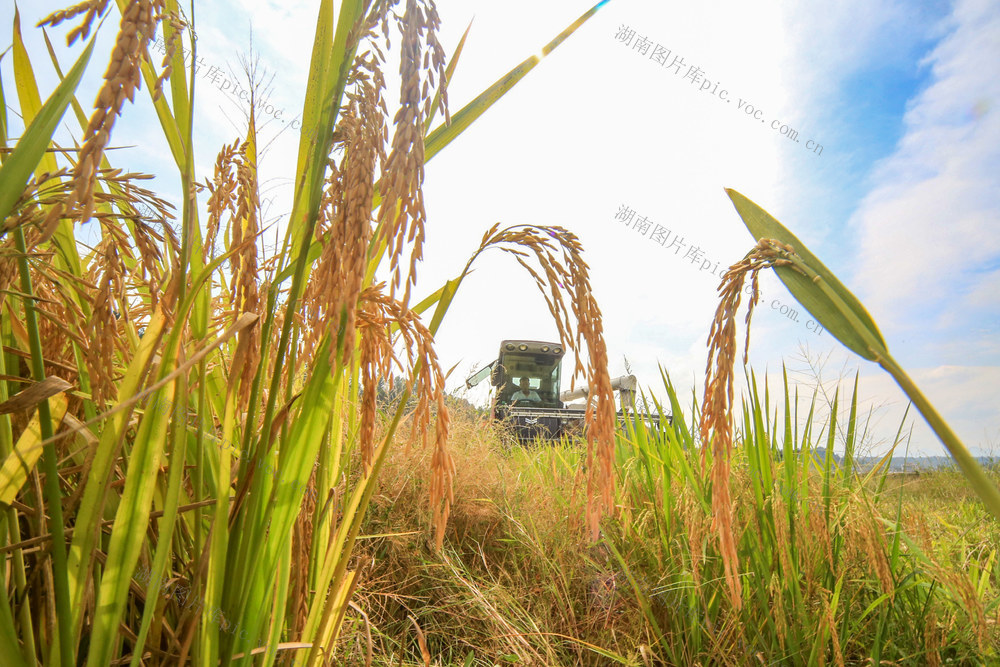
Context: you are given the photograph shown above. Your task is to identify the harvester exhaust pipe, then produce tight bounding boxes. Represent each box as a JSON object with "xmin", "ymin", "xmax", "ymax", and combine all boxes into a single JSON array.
[{"xmin": 560, "ymin": 374, "xmax": 637, "ymax": 412}]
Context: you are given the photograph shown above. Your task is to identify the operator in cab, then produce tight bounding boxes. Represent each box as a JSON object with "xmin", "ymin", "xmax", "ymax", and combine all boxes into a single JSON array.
[{"xmin": 511, "ymin": 377, "xmax": 541, "ymax": 405}]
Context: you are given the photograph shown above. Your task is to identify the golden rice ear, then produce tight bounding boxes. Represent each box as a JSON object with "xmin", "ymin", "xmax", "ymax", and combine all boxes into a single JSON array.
[
  {"xmin": 226, "ymin": 140, "xmax": 263, "ymax": 411},
  {"xmin": 353, "ymin": 286, "xmax": 453, "ymax": 548},
  {"xmin": 455, "ymin": 224, "xmax": 616, "ymax": 541},
  {"xmin": 203, "ymin": 142, "xmax": 237, "ymax": 264},
  {"xmin": 153, "ymin": 11, "xmax": 188, "ymax": 100},
  {"xmin": 67, "ymin": 0, "xmax": 166, "ymax": 227},
  {"xmin": 375, "ymin": 0, "xmax": 451, "ymax": 310},
  {"xmin": 37, "ymin": 0, "xmax": 113, "ymax": 46},
  {"xmin": 698, "ymin": 238, "xmax": 800, "ymax": 612}
]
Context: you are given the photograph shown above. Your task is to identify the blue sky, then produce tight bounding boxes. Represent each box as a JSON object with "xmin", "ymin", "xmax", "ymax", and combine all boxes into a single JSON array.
[{"xmin": 3, "ymin": 0, "xmax": 998, "ymax": 458}]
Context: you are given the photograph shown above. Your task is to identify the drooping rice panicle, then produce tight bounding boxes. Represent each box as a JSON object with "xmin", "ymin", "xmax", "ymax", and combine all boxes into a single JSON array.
[
  {"xmin": 458, "ymin": 224, "xmax": 617, "ymax": 539},
  {"xmin": 42, "ymin": 0, "xmax": 167, "ymax": 240},
  {"xmin": 700, "ymin": 238, "xmax": 799, "ymax": 610},
  {"xmin": 37, "ymin": 0, "xmax": 112, "ymax": 46},
  {"xmin": 376, "ymin": 0, "xmax": 449, "ymax": 309}
]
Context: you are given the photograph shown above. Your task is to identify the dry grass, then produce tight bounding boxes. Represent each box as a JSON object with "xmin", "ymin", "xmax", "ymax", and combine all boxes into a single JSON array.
[{"xmin": 353, "ymin": 411, "xmax": 602, "ymax": 665}]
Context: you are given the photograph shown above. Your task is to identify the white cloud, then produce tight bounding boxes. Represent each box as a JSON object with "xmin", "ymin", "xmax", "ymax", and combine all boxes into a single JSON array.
[
  {"xmin": 780, "ymin": 0, "xmax": 941, "ymax": 96},
  {"xmin": 851, "ymin": 0, "xmax": 1000, "ymax": 339}
]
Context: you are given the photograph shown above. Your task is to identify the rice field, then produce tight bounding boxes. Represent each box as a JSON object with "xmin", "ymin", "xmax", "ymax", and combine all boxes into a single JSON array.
[
  {"xmin": 351, "ymin": 384, "xmax": 1000, "ymax": 665},
  {"xmin": 0, "ymin": 1, "xmax": 996, "ymax": 665}
]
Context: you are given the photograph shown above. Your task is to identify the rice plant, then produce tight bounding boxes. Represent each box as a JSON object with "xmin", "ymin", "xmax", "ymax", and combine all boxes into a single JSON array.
[
  {"xmin": 602, "ymin": 372, "xmax": 998, "ymax": 664},
  {"xmin": 0, "ymin": 1, "xmax": 612, "ymax": 664}
]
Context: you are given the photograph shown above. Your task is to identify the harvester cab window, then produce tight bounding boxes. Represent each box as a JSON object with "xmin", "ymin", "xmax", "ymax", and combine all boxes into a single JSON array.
[
  {"xmin": 511, "ymin": 378, "xmax": 541, "ymax": 404},
  {"xmin": 496, "ymin": 352, "xmax": 561, "ymax": 408}
]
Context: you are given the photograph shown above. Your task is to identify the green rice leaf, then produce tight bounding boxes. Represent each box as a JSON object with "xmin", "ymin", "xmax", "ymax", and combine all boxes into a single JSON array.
[
  {"xmin": 424, "ymin": 1, "xmax": 607, "ymax": 162},
  {"xmin": 725, "ymin": 188, "xmax": 887, "ymax": 361},
  {"xmin": 0, "ymin": 12, "xmax": 95, "ymax": 227}
]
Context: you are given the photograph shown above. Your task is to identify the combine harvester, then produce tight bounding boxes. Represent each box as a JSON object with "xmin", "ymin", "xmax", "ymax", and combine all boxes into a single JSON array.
[{"xmin": 465, "ymin": 339, "xmax": 664, "ymax": 442}]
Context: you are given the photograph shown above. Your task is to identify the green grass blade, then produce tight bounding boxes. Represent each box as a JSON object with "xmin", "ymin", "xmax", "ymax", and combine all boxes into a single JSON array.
[{"xmin": 842, "ymin": 372, "xmax": 859, "ymax": 489}]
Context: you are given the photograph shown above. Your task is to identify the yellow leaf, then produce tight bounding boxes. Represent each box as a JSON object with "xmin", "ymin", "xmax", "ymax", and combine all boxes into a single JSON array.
[{"xmin": 0, "ymin": 394, "xmax": 68, "ymax": 505}]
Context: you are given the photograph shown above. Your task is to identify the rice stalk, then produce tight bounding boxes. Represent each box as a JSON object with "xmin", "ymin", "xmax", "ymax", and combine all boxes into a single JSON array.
[{"xmin": 10, "ymin": 223, "xmax": 76, "ymax": 666}]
